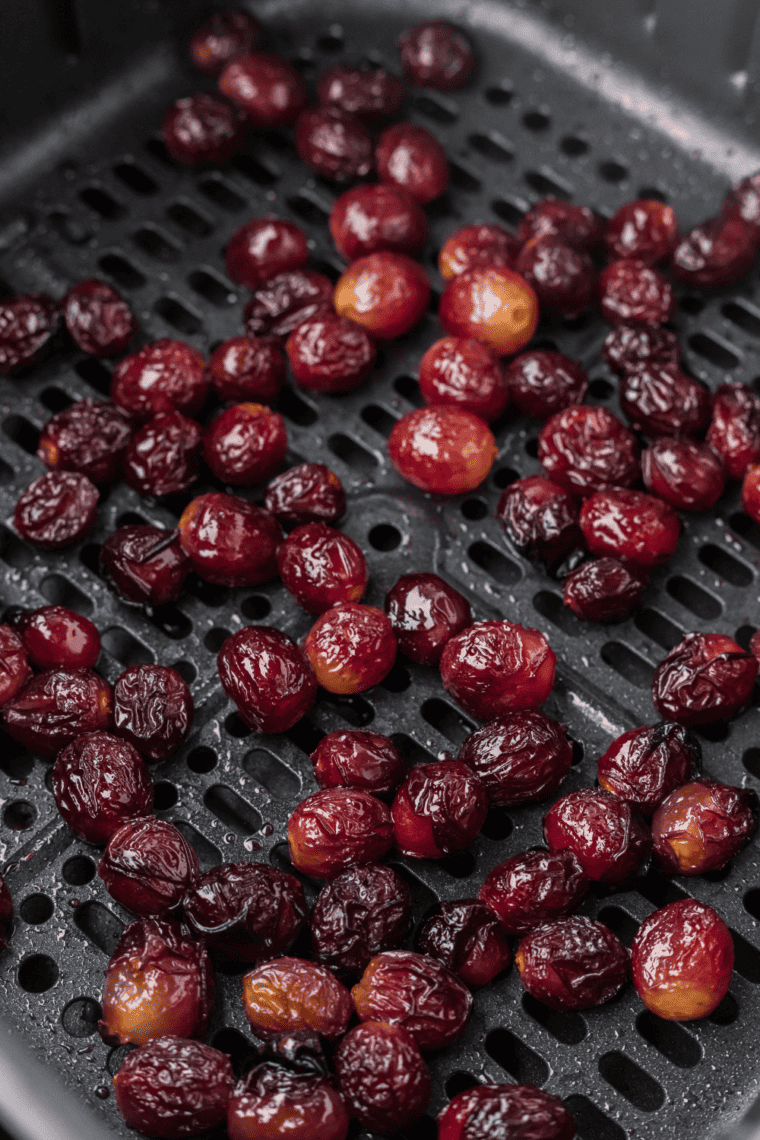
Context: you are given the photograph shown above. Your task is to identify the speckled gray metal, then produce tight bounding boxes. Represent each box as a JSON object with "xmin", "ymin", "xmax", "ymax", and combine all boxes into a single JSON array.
[{"xmin": 1, "ymin": 4, "xmax": 760, "ymax": 1140}]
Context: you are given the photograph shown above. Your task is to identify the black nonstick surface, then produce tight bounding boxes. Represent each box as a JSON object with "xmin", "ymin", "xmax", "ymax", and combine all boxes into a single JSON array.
[{"xmin": 1, "ymin": 3, "xmax": 760, "ymax": 1139}]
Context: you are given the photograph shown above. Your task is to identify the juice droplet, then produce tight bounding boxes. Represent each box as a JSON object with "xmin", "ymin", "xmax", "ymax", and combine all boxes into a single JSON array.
[{"xmin": 94, "ymin": 1086, "xmax": 110, "ymax": 1100}]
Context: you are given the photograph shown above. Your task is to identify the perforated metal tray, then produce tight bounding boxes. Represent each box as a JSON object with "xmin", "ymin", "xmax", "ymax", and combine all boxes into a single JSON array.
[{"xmin": 2, "ymin": 3, "xmax": 760, "ymax": 1139}]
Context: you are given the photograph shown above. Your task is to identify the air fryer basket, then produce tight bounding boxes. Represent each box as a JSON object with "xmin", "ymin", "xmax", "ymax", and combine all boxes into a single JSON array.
[{"xmin": 2, "ymin": 2, "xmax": 760, "ymax": 1139}]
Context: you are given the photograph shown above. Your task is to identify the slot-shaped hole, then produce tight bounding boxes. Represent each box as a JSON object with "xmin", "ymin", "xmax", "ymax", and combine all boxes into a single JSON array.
[
  {"xmin": 743, "ymin": 747, "xmax": 760, "ymax": 780},
  {"xmin": 186, "ymin": 575, "xmax": 230, "ymax": 608},
  {"xmin": 600, "ymin": 641, "xmax": 654, "ymax": 688},
  {"xmin": 19, "ymin": 894, "xmax": 54, "ymax": 924},
  {"xmin": 187, "ymin": 269, "xmax": 235, "ymax": 307},
  {"xmin": 243, "ymin": 749, "xmax": 301, "ymax": 799},
  {"xmin": 634, "ymin": 607, "xmax": 682, "ymax": 650},
  {"xmin": 316, "ymin": 25, "xmax": 344, "ymax": 51},
  {"xmin": 79, "ymin": 186, "xmax": 125, "ymax": 219},
  {"xmin": 18, "ymin": 954, "xmax": 60, "ymax": 994},
  {"xmin": 729, "ymin": 510, "xmax": 760, "ymax": 550},
  {"xmin": 62, "ymin": 855, "xmax": 95, "ymax": 886},
  {"xmin": 73, "ymin": 901, "xmax": 125, "ymax": 956},
  {"xmin": 469, "ymin": 132, "xmax": 513, "ymax": 162},
  {"xmin": 61, "ymin": 997, "xmax": 102, "ymax": 1038},
  {"xmin": 0, "ymin": 525, "xmax": 34, "ymax": 570},
  {"xmin": 480, "ymin": 806, "xmax": 512, "ymax": 842},
  {"xmin": 0, "ymin": 742, "xmax": 33, "ymax": 780},
  {"xmin": 746, "ymin": 889, "xmax": 760, "ymax": 922},
  {"xmin": 390, "ymin": 733, "xmax": 437, "ymax": 766},
  {"xmin": 449, "ymin": 162, "xmax": 481, "ymax": 192},
  {"xmin": 394, "ymin": 374, "xmax": 424, "ymax": 406},
  {"xmin": 461, "ymin": 497, "xmax": 488, "ymax": 520},
  {"xmin": 0, "ymin": 456, "xmax": 13, "ymax": 484},
  {"xmin": 698, "ymin": 542, "xmax": 752, "ymax": 586},
  {"xmin": 113, "ymin": 163, "xmax": 157, "ymax": 195},
  {"xmin": 287, "ymin": 192, "xmax": 330, "ymax": 224},
  {"xmin": 731, "ymin": 928, "xmax": 760, "ymax": 983},
  {"xmin": 484, "ymin": 84, "xmax": 513, "ymax": 105},
  {"xmin": 493, "ymin": 465, "xmax": 519, "ymax": 488},
  {"xmin": 523, "ymin": 110, "xmax": 551, "ymax": 131},
  {"xmin": 638, "ymin": 186, "xmax": 668, "ymax": 202},
  {"xmin": 154, "ymin": 296, "xmax": 202, "ymax": 335},
  {"xmin": 204, "ymin": 785, "xmax": 262, "ymax": 835},
  {"xmin": 532, "ymin": 590, "xmax": 581, "ymax": 636},
  {"xmin": 211, "ymin": 1028, "xmax": 256, "ymax": 1076},
  {"xmin": 491, "ymin": 197, "xmax": 524, "ymax": 226},
  {"xmin": 598, "ymin": 160, "xmax": 629, "ymax": 183},
  {"xmin": 689, "ymin": 332, "xmax": 740, "ymax": 370},
  {"xmin": 635, "ymin": 867, "xmax": 688, "ymax": 907},
  {"xmin": 39, "ymin": 387, "xmax": 74, "ymax": 413},
  {"xmin": 710, "ymin": 992, "xmax": 739, "ymax": 1024},
  {"xmin": 735, "ymin": 624, "xmax": 756, "ymax": 651},
  {"xmin": 328, "ymin": 432, "xmax": 377, "ymax": 472},
  {"xmin": 166, "ymin": 201, "xmax": 214, "ymax": 237},
  {"xmin": 361, "ymin": 405, "xmax": 398, "ymax": 437},
  {"xmin": 445, "ymin": 1072, "xmax": 480, "ymax": 1099},
  {"xmin": 3, "ymin": 414, "xmax": 39, "ymax": 454},
  {"xmin": 598, "ymin": 1051, "xmax": 665, "ymax": 1112},
  {"xmin": 368, "ymin": 523, "xmax": 401, "ymax": 550},
  {"xmin": 146, "ymin": 604, "xmax": 193, "ymax": 641},
  {"xmin": 636, "ymin": 1011, "xmax": 702, "ymax": 1068},
  {"xmin": 144, "ymin": 137, "xmax": 173, "ymax": 166},
  {"xmin": 100, "ymin": 627, "xmax": 154, "ymax": 666},
  {"xmin": 410, "ymin": 93, "xmax": 458, "ymax": 124},
  {"xmin": 485, "ymin": 1028, "xmax": 549, "ymax": 1086},
  {"xmin": 74, "ymin": 357, "xmax": 111, "ymax": 395},
  {"xmin": 318, "ymin": 691, "xmax": 375, "ymax": 727},
  {"xmin": 420, "ymin": 697, "xmax": 474, "ymax": 745},
  {"xmin": 425, "ymin": 193, "xmax": 462, "ymax": 223},
  {"xmin": 589, "ymin": 378, "xmax": 613, "ymax": 399},
  {"xmin": 564, "ymin": 1095, "xmax": 626, "ymax": 1140},
  {"xmin": 722, "ymin": 300, "xmax": 760, "ymax": 336},
  {"xmin": 524, "ymin": 436, "xmax": 539, "ymax": 458},
  {"xmin": 275, "ymin": 385, "xmax": 319, "ymax": 426},
  {"xmin": 666, "ymin": 575, "xmax": 722, "ymax": 620},
  {"xmin": 524, "ymin": 169, "xmax": 573, "ymax": 198},
  {"xmin": 187, "ymin": 747, "xmax": 217, "ymax": 774},
  {"xmin": 198, "ymin": 177, "xmax": 246, "ymax": 211},
  {"xmin": 597, "ymin": 905, "xmax": 639, "ymax": 947},
  {"xmin": 560, "ymin": 135, "xmax": 590, "ymax": 156},
  {"xmin": 468, "ymin": 540, "xmax": 521, "ymax": 584},
  {"xmin": 284, "ymin": 717, "xmax": 325, "ymax": 755},
  {"xmin": 439, "ymin": 849, "xmax": 476, "ymax": 878},
  {"xmin": 134, "ymin": 225, "xmax": 180, "ymax": 262},
  {"xmin": 230, "ymin": 153, "xmax": 278, "ymax": 186},
  {"xmin": 380, "ymin": 662, "xmax": 412, "ymax": 693},
  {"xmin": 48, "ymin": 209, "xmax": 91, "ymax": 245},
  {"xmin": 172, "ymin": 820, "xmax": 221, "ymax": 871},
  {"xmin": 522, "ymin": 993, "xmax": 586, "ymax": 1044}
]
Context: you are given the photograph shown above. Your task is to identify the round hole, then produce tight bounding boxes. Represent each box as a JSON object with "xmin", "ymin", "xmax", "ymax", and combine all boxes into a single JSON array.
[
  {"xmin": 461, "ymin": 498, "xmax": 488, "ymax": 520},
  {"xmin": 61, "ymin": 996, "xmax": 102, "ymax": 1038},
  {"xmin": 171, "ymin": 659, "xmax": 196, "ymax": 685},
  {"xmin": 638, "ymin": 186, "xmax": 668, "ymax": 203},
  {"xmin": 62, "ymin": 855, "xmax": 96, "ymax": 886},
  {"xmin": 571, "ymin": 739, "xmax": 585, "ymax": 767},
  {"xmin": 484, "ymin": 84, "xmax": 513, "ymax": 105},
  {"xmin": 524, "ymin": 438, "xmax": 539, "ymax": 459},
  {"xmin": 153, "ymin": 781, "xmax": 179, "ymax": 811},
  {"xmin": 598, "ymin": 160, "xmax": 628, "ymax": 183},
  {"xmin": 523, "ymin": 110, "xmax": 551, "ymax": 131},
  {"xmin": 3, "ymin": 800, "xmax": 36, "ymax": 830},
  {"xmin": 204, "ymin": 627, "xmax": 230, "ymax": 654},
  {"xmin": 187, "ymin": 746, "xmax": 218, "ymax": 774},
  {"xmin": 241, "ymin": 595, "xmax": 272, "ymax": 621},
  {"xmin": 680, "ymin": 294, "xmax": 705, "ymax": 315},
  {"xmin": 19, "ymin": 894, "xmax": 54, "ymax": 925},
  {"xmin": 560, "ymin": 135, "xmax": 589, "ymax": 157},
  {"xmin": 439, "ymin": 849, "xmax": 477, "ymax": 878},
  {"xmin": 368, "ymin": 524, "xmax": 402, "ymax": 552},
  {"xmin": 107, "ymin": 1044, "xmax": 134, "ymax": 1077},
  {"xmin": 493, "ymin": 466, "xmax": 519, "ymax": 489},
  {"xmin": 225, "ymin": 712, "xmax": 253, "ymax": 739},
  {"xmin": 589, "ymin": 378, "xmax": 614, "ymax": 400},
  {"xmin": 0, "ymin": 743, "xmax": 33, "ymax": 780},
  {"xmin": 44, "ymin": 767, "xmax": 54, "ymax": 794},
  {"xmin": 18, "ymin": 953, "xmax": 59, "ymax": 993},
  {"xmin": 380, "ymin": 663, "xmax": 412, "ymax": 693}
]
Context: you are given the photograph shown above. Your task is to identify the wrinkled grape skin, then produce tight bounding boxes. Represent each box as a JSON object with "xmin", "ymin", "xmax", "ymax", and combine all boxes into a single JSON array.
[
  {"xmin": 580, "ymin": 487, "xmax": 680, "ymax": 567},
  {"xmin": 606, "ymin": 199, "xmax": 680, "ymax": 264},
  {"xmin": 707, "ymin": 382, "xmax": 760, "ymax": 480},
  {"xmin": 113, "ymin": 664, "xmax": 193, "ymax": 762},
  {"xmin": 417, "ymin": 900, "xmax": 511, "ymax": 986},
  {"xmin": 385, "ymin": 572, "xmax": 472, "ymax": 666},
  {"xmin": 497, "ymin": 475, "xmax": 581, "ymax": 572},
  {"xmin": 518, "ymin": 199, "xmax": 601, "ymax": 250},
  {"xmin": 335, "ymin": 1022, "xmax": 430, "ymax": 1135},
  {"xmin": 100, "ymin": 525, "xmax": 191, "ymax": 606},
  {"xmin": 99, "ymin": 817, "xmax": 199, "ymax": 916},
  {"xmin": 672, "ymin": 211, "xmax": 760, "ymax": 290},
  {"xmin": 631, "ymin": 898, "xmax": 734, "ymax": 1020},
  {"xmin": 278, "ymin": 523, "xmax": 368, "ymax": 614},
  {"xmin": 562, "ymin": 557, "xmax": 649, "ymax": 623},
  {"xmin": 330, "ymin": 183, "xmax": 428, "ymax": 262},
  {"xmin": 725, "ymin": 171, "xmax": 760, "ymax": 229},
  {"xmin": 598, "ymin": 259, "xmax": 675, "ymax": 325},
  {"xmin": 208, "ymin": 336, "xmax": 286, "ymax": 403},
  {"xmin": 163, "ymin": 93, "xmax": 246, "ymax": 165},
  {"xmin": 0, "ymin": 875, "xmax": 12, "ymax": 951},
  {"xmin": 265, "ymin": 463, "xmax": 345, "ymax": 529},
  {"xmin": 288, "ymin": 788, "xmax": 394, "ymax": 878},
  {"xmin": 295, "ymin": 106, "xmax": 373, "ymax": 183},
  {"xmin": 190, "ymin": 7, "xmax": 262, "ymax": 74},
  {"xmin": 218, "ymin": 625, "xmax": 317, "ymax": 734},
  {"xmin": 418, "ymin": 336, "xmax": 509, "ymax": 422},
  {"xmin": 506, "ymin": 350, "xmax": 588, "ymax": 420},
  {"xmin": 242, "ymin": 956, "xmax": 353, "ymax": 1041},
  {"xmin": 516, "ymin": 238, "xmax": 595, "ymax": 320},
  {"xmin": 440, "ymin": 620, "xmax": 556, "ymax": 721},
  {"xmin": 3, "ymin": 668, "xmax": 112, "ymax": 758},
  {"xmin": 37, "ymin": 398, "xmax": 132, "ymax": 484},
  {"xmin": 334, "ymin": 251, "xmax": 431, "ymax": 339},
  {"xmin": 620, "ymin": 365, "xmax": 711, "ymax": 438},
  {"xmin": 178, "ymin": 493, "xmax": 281, "ymax": 587},
  {"xmin": 439, "ymin": 267, "xmax": 539, "ymax": 355},
  {"xmin": 391, "ymin": 759, "xmax": 488, "ymax": 859},
  {"xmin": 311, "ymin": 730, "xmax": 407, "ymax": 798},
  {"xmin": 438, "ymin": 1083, "xmax": 575, "ymax": 1140},
  {"xmin": 478, "ymin": 849, "xmax": 588, "ymax": 936},
  {"xmin": 219, "ymin": 52, "xmax": 307, "ymax": 127},
  {"xmin": 643, "ymin": 436, "xmax": 725, "ymax": 513},
  {"xmin": 183, "ymin": 861, "xmax": 306, "ymax": 962},
  {"xmin": 124, "ymin": 412, "xmax": 202, "ymax": 499},
  {"xmin": 375, "ymin": 122, "xmax": 449, "ymax": 203},
  {"xmin": 397, "ymin": 20, "xmax": 475, "ymax": 89},
  {"xmin": 458, "ymin": 711, "xmax": 572, "ymax": 807},
  {"xmin": 652, "ymin": 632, "xmax": 757, "ymax": 726},
  {"xmin": 598, "ymin": 722, "xmax": 701, "ymax": 818},
  {"xmin": 0, "ymin": 293, "xmax": 60, "ymax": 373},
  {"xmin": 309, "ymin": 863, "xmax": 411, "ymax": 979},
  {"xmin": 389, "ymin": 406, "xmax": 497, "ymax": 494},
  {"xmin": 544, "ymin": 788, "xmax": 651, "ymax": 887},
  {"xmin": 652, "ymin": 778, "xmax": 758, "ymax": 875},
  {"xmin": 14, "ymin": 471, "xmax": 98, "ymax": 549},
  {"xmin": 243, "ymin": 272, "xmax": 334, "ymax": 343},
  {"xmin": 203, "ymin": 402, "xmax": 288, "ymax": 486},
  {"xmin": 228, "ymin": 1064, "xmax": 349, "ymax": 1140},
  {"xmin": 52, "ymin": 731, "xmax": 153, "ymax": 845},
  {"xmin": 744, "ymin": 463, "xmax": 760, "ymax": 526},
  {"xmin": 304, "ymin": 603, "xmax": 397, "ymax": 694},
  {"xmin": 352, "ymin": 950, "xmax": 473, "ymax": 1051},
  {"xmin": 115, "ymin": 1037, "xmax": 234, "ymax": 1139},
  {"xmin": 111, "ymin": 339, "xmax": 208, "ymax": 421},
  {"xmin": 538, "ymin": 405, "xmax": 640, "ymax": 498},
  {"xmin": 318, "ymin": 64, "xmax": 405, "ymax": 126},
  {"xmin": 100, "ymin": 919, "xmax": 213, "ymax": 1046},
  {"xmin": 516, "ymin": 916, "xmax": 629, "ymax": 1011},
  {"xmin": 224, "ymin": 218, "xmax": 309, "ymax": 289},
  {"xmin": 438, "ymin": 223, "xmax": 520, "ymax": 281},
  {"xmin": 286, "ymin": 313, "xmax": 377, "ymax": 394},
  {"xmin": 604, "ymin": 323, "xmax": 680, "ymax": 375},
  {"xmin": 0, "ymin": 626, "xmax": 31, "ymax": 707},
  {"xmin": 11, "ymin": 605, "xmax": 99, "ymax": 670}
]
